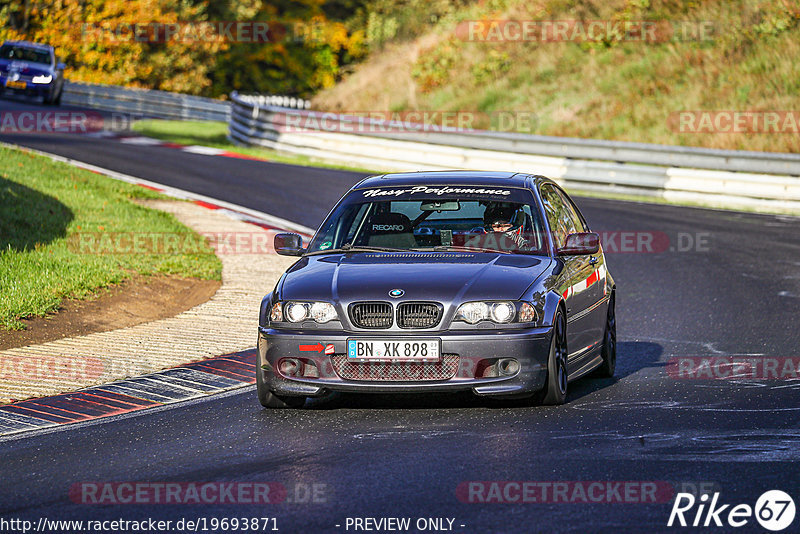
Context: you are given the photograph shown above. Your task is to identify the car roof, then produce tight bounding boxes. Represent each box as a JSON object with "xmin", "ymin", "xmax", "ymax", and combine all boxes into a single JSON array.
[
  {"xmin": 354, "ymin": 170, "xmax": 554, "ymax": 189},
  {"xmin": 1, "ymin": 40, "xmax": 53, "ymax": 52}
]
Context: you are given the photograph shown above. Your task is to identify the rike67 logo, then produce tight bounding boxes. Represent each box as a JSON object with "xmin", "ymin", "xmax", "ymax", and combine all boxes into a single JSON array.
[{"xmin": 668, "ymin": 490, "xmax": 796, "ymax": 531}]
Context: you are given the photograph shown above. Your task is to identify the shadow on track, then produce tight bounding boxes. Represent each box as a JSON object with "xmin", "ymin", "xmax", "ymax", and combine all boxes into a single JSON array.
[{"xmin": 299, "ymin": 341, "xmax": 663, "ymax": 410}]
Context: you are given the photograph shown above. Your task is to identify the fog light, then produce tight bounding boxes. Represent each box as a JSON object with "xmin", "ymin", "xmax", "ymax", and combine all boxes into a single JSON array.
[
  {"xmin": 498, "ymin": 358, "xmax": 520, "ymax": 376},
  {"xmin": 278, "ymin": 358, "xmax": 300, "ymax": 376}
]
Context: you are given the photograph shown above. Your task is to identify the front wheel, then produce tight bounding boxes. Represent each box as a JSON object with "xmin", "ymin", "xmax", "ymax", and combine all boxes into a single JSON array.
[
  {"xmin": 256, "ymin": 365, "xmax": 306, "ymax": 409},
  {"xmin": 536, "ymin": 308, "xmax": 568, "ymax": 405}
]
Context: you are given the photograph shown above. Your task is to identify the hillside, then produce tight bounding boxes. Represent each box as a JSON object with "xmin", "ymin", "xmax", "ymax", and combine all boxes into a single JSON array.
[{"xmin": 312, "ymin": 0, "xmax": 800, "ymax": 153}]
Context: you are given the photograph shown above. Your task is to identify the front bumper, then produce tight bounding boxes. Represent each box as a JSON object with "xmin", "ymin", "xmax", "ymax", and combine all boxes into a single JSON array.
[
  {"xmin": 257, "ymin": 326, "xmax": 552, "ymax": 398},
  {"xmin": 1, "ymin": 78, "xmax": 53, "ymax": 98}
]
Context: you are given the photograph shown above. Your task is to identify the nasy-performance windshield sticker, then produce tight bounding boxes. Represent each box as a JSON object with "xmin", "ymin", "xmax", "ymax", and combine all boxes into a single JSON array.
[{"xmin": 362, "ymin": 186, "xmax": 512, "ymax": 197}]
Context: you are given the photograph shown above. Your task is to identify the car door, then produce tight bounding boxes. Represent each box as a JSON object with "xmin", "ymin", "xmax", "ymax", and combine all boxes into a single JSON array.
[
  {"xmin": 555, "ymin": 187, "xmax": 607, "ymax": 358},
  {"xmin": 540, "ymin": 184, "xmax": 602, "ymax": 371}
]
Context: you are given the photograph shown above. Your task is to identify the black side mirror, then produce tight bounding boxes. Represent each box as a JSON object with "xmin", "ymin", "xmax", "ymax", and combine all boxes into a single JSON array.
[
  {"xmin": 558, "ymin": 232, "xmax": 600, "ymax": 256},
  {"xmin": 274, "ymin": 233, "xmax": 304, "ymax": 256}
]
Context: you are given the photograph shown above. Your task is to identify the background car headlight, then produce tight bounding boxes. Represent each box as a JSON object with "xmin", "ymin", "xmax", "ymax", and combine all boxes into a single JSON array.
[
  {"xmin": 32, "ymin": 74, "xmax": 52, "ymax": 84},
  {"xmin": 281, "ymin": 301, "xmax": 338, "ymax": 323}
]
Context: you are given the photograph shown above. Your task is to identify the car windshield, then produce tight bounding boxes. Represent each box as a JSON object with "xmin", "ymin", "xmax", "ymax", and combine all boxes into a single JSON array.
[
  {"xmin": 307, "ymin": 186, "xmax": 548, "ymax": 254},
  {"xmin": 0, "ymin": 44, "xmax": 51, "ymax": 65}
]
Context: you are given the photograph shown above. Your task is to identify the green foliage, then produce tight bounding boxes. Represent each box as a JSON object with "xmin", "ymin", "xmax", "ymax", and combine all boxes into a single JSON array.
[{"xmin": 0, "ymin": 0, "xmax": 369, "ymax": 98}]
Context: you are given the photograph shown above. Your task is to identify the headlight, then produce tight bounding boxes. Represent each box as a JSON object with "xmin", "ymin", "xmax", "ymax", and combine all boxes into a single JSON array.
[
  {"xmin": 32, "ymin": 74, "xmax": 52, "ymax": 84},
  {"xmin": 490, "ymin": 302, "xmax": 515, "ymax": 323},
  {"xmin": 518, "ymin": 302, "xmax": 536, "ymax": 323},
  {"xmin": 309, "ymin": 302, "xmax": 337, "ymax": 323},
  {"xmin": 454, "ymin": 302, "xmax": 489, "ymax": 324},
  {"xmin": 270, "ymin": 302, "xmax": 283, "ymax": 322},
  {"xmin": 455, "ymin": 301, "xmax": 537, "ymax": 324},
  {"xmin": 280, "ymin": 301, "xmax": 338, "ymax": 323}
]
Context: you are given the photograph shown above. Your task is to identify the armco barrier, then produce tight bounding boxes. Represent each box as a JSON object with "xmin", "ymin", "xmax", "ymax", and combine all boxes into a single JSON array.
[
  {"xmin": 62, "ymin": 81, "xmax": 232, "ymax": 122},
  {"xmin": 227, "ymin": 92, "xmax": 800, "ymax": 214}
]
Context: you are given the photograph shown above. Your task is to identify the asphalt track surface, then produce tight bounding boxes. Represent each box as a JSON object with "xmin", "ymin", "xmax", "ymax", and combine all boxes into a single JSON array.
[{"xmin": 1, "ymin": 98, "xmax": 799, "ymax": 533}]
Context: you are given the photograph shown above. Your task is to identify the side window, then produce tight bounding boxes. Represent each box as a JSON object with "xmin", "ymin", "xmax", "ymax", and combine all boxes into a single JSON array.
[
  {"xmin": 540, "ymin": 184, "xmax": 576, "ymax": 249},
  {"xmin": 554, "ymin": 188, "xmax": 588, "ymax": 233}
]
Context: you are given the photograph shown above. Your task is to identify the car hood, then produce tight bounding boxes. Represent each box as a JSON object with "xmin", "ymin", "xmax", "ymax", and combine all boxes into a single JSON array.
[{"xmin": 278, "ymin": 252, "xmax": 551, "ymax": 304}]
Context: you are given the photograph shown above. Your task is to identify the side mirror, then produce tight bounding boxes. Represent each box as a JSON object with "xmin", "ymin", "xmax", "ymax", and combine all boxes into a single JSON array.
[
  {"xmin": 56, "ymin": 62, "xmax": 66, "ymax": 71},
  {"xmin": 274, "ymin": 233, "xmax": 304, "ymax": 256},
  {"xmin": 558, "ymin": 232, "xmax": 600, "ymax": 256}
]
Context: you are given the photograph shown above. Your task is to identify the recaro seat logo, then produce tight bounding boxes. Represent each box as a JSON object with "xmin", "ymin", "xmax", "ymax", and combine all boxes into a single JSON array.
[
  {"xmin": 372, "ymin": 224, "xmax": 405, "ymax": 231},
  {"xmin": 668, "ymin": 490, "xmax": 796, "ymax": 531}
]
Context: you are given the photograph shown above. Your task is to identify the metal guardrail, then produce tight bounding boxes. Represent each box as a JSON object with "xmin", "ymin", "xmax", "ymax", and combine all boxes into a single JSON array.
[
  {"xmin": 62, "ymin": 81, "xmax": 232, "ymax": 122},
  {"xmin": 228, "ymin": 92, "xmax": 800, "ymax": 213}
]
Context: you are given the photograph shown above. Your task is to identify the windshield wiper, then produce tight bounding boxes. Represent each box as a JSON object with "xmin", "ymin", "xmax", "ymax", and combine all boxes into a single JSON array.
[
  {"xmin": 414, "ymin": 246, "xmax": 542, "ymax": 255},
  {"xmin": 419, "ymin": 245, "xmax": 512, "ymax": 254},
  {"xmin": 304, "ymin": 243, "xmax": 409, "ymax": 256}
]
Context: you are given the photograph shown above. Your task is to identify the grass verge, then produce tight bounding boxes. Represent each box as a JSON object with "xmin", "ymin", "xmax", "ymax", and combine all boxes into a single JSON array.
[{"xmin": 0, "ymin": 146, "xmax": 222, "ymax": 331}]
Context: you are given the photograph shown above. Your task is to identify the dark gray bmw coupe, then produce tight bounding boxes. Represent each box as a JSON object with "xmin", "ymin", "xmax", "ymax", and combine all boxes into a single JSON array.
[{"xmin": 257, "ymin": 171, "xmax": 616, "ymax": 408}]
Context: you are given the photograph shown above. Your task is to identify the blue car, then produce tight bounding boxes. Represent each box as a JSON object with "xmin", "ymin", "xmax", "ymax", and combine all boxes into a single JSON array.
[
  {"xmin": 258, "ymin": 171, "xmax": 616, "ymax": 408},
  {"xmin": 0, "ymin": 40, "xmax": 65, "ymax": 105}
]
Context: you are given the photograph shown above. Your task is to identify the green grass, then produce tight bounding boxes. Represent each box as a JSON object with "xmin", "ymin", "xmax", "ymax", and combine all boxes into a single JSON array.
[
  {"xmin": 131, "ymin": 120, "xmax": 376, "ymax": 174},
  {"xmin": 0, "ymin": 147, "xmax": 222, "ymax": 331}
]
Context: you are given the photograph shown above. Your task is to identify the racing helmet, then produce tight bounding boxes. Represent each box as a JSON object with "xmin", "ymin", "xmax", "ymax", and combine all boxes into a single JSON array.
[{"xmin": 483, "ymin": 203, "xmax": 524, "ymax": 232}]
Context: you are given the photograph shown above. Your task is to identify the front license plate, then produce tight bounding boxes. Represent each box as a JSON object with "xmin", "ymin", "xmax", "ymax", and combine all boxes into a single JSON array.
[
  {"xmin": 347, "ymin": 339, "xmax": 440, "ymax": 362},
  {"xmin": 5, "ymin": 80, "xmax": 26, "ymax": 89}
]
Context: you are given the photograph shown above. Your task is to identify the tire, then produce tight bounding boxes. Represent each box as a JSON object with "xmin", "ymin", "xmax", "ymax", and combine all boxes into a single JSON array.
[
  {"xmin": 536, "ymin": 308, "xmax": 568, "ymax": 405},
  {"xmin": 256, "ymin": 364, "xmax": 306, "ymax": 409},
  {"xmin": 595, "ymin": 292, "xmax": 616, "ymax": 378}
]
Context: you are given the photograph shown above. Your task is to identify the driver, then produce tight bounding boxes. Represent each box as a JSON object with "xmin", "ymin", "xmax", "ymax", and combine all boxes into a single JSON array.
[{"xmin": 483, "ymin": 203, "xmax": 528, "ymax": 249}]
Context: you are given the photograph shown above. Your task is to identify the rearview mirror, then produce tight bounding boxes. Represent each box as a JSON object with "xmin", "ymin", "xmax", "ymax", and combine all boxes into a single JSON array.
[
  {"xmin": 558, "ymin": 232, "xmax": 600, "ymax": 256},
  {"xmin": 274, "ymin": 233, "xmax": 304, "ymax": 256},
  {"xmin": 420, "ymin": 200, "xmax": 460, "ymax": 211}
]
